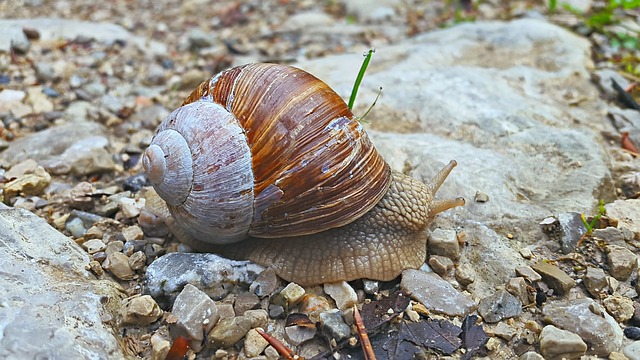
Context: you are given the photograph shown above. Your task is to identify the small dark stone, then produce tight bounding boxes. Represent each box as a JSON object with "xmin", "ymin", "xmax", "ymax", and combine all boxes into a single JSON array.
[
  {"xmin": 43, "ymin": 111, "xmax": 63, "ymax": 121},
  {"xmin": 0, "ymin": 74, "xmax": 11, "ymax": 85},
  {"xmin": 536, "ymin": 290, "xmax": 547, "ymax": 306},
  {"xmin": 42, "ymin": 87, "xmax": 60, "ymax": 98},
  {"xmin": 269, "ymin": 304, "xmax": 285, "ymax": 319},
  {"xmin": 625, "ymin": 327, "xmax": 640, "ymax": 340},
  {"xmin": 122, "ymin": 174, "xmax": 149, "ymax": 192},
  {"xmin": 557, "ymin": 212, "xmax": 587, "ymax": 254},
  {"xmin": 161, "ymin": 59, "xmax": 174, "ymax": 69},
  {"xmin": 319, "ymin": 309, "xmax": 350, "ymax": 342},
  {"xmin": 477, "ymin": 290, "xmax": 522, "ymax": 323}
]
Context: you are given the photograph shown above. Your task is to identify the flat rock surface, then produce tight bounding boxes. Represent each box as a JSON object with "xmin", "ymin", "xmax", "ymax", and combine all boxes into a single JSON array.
[
  {"xmin": 0, "ymin": 204, "xmax": 125, "ymax": 359},
  {"xmin": 298, "ymin": 18, "xmax": 611, "ymax": 297}
]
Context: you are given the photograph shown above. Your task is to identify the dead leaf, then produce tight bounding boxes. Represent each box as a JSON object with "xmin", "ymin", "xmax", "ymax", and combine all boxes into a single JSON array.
[
  {"xmin": 460, "ymin": 315, "xmax": 488, "ymax": 360},
  {"xmin": 361, "ymin": 291, "xmax": 410, "ymax": 330}
]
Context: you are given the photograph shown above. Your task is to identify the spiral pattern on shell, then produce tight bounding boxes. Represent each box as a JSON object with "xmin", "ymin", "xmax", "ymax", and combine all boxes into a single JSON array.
[{"xmin": 143, "ymin": 63, "xmax": 391, "ymax": 244}]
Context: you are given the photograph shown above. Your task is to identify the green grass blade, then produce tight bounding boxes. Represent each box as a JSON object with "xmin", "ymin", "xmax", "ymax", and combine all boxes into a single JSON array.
[{"xmin": 348, "ymin": 48, "xmax": 375, "ymax": 110}]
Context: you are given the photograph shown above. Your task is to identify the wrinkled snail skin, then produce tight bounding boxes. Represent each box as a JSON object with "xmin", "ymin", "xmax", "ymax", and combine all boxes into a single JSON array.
[{"xmin": 142, "ymin": 63, "xmax": 465, "ymax": 285}]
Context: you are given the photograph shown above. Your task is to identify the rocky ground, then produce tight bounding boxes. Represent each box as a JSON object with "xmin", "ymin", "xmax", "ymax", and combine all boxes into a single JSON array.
[{"xmin": 1, "ymin": 0, "xmax": 640, "ymax": 359}]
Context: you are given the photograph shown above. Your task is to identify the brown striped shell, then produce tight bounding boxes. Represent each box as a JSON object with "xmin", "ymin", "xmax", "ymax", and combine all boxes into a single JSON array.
[{"xmin": 142, "ymin": 63, "xmax": 391, "ymax": 244}]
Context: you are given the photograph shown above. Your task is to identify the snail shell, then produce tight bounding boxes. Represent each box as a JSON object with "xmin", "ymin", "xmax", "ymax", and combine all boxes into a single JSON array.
[{"xmin": 143, "ymin": 63, "xmax": 391, "ymax": 245}]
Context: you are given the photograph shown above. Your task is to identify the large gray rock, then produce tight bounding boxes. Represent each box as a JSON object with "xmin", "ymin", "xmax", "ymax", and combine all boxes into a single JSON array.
[
  {"xmin": 0, "ymin": 121, "xmax": 107, "ymax": 167},
  {"xmin": 298, "ymin": 18, "xmax": 611, "ymax": 296},
  {"xmin": 542, "ymin": 298, "xmax": 623, "ymax": 356},
  {"xmin": 401, "ymin": 269, "xmax": 477, "ymax": 316},
  {"xmin": 0, "ymin": 204, "xmax": 125, "ymax": 359},
  {"xmin": 145, "ymin": 253, "xmax": 264, "ymax": 307},
  {"xmin": 0, "ymin": 18, "xmax": 166, "ymax": 56}
]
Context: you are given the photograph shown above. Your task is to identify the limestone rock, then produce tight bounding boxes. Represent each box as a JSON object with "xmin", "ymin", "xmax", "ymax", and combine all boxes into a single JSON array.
[
  {"xmin": 478, "ymin": 289, "xmax": 522, "ymax": 323},
  {"xmin": 606, "ymin": 199, "xmax": 640, "ymax": 239},
  {"xmin": 542, "ymin": 298, "xmax": 623, "ymax": 356},
  {"xmin": 145, "ymin": 252, "xmax": 264, "ymax": 307},
  {"xmin": 207, "ymin": 315, "xmax": 253, "ymax": 348},
  {"xmin": 531, "ymin": 262, "xmax": 576, "ymax": 295},
  {"xmin": 539, "ymin": 325, "xmax": 587, "ymax": 360},
  {"xmin": 323, "ymin": 281, "xmax": 358, "ymax": 310},
  {"xmin": 121, "ymin": 295, "xmax": 163, "ymax": 325},
  {"xmin": 0, "ymin": 204, "xmax": 125, "ymax": 359},
  {"xmin": 170, "ymin": 284, "xmax": 219, "ymax": 352},
  {"xmin": 401, "ymin": 269, "xmax": 477, "ymax": 316},
  {"xmin": 583, "ymin": 267, "xmax": 609, "ymax": 297},
  {"xmin": 607, "ymin": 244, "xmax": 638, "ymax": 280},
  {"xmin": 427, "ymin": 228, "xmax": 460, "ymax": 259}
]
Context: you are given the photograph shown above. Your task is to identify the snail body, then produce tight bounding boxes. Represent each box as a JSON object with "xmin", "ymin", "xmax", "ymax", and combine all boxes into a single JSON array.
[{"xmin": 143, "ymin": 63, "xmax": 464, "ymax": 285}]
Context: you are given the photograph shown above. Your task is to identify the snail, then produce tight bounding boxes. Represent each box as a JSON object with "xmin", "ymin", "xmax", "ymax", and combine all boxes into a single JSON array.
[{"xmin": 142, "ymin": 63, "xmax": 464, "ymax": 285}]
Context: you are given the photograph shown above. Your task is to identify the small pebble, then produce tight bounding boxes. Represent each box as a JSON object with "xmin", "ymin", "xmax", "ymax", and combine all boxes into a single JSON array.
[
  {"xmin": 625, "ymin": 327, "xmax": 640, "ymax": 340},
  {"xmin": 264, "ymin": 346, "xmax": 279, "ymax": 360},
  {"xmin": 319, "ymin": 309, "xmax": 350, "ymax": 342},
  {"xmin": 244, "ymin": 309, "xmax": 268, "ymax": 328},
  {"xmin": 82, "ymin": 239, "xmax": 107, "ymax": 254},
  {"xmin": 362, "ymin": 279, "xmax": 379, "ymax": 294},
  {"xmin": 455, "ymin": 262, "xmax": 476, "ymax": 286},
  {"xmin": 531, "ymin": 262, "xmax": 575, "ymax": 295},
  {"xmin": 556, "ymin": 212, "xmax": 587, "ymax": 254},
  {"xmin": 583, "ymin": 267, "xmax": 608, "ymax": 297},
  {"xmin": 428, "ymin": 255, "xmax": 453, "ymax": 276},
  {"xmin": 84, "ymin": 225, "xmax": 104, "ymax": 240},
  {"xmin": 506, "ymin": 277, "xmax": 530, "ymax": 305},
  {"xmin": 3, "ymin": 167, "xmax": 51, "ymax": 199},
  {"xmin": 207, "ymin": 315, "xmax": 252, "ymax": 348},
  {"xmin": 285, "ymin": 325, "xmax": 317, "ymax": 346},
  {"xmin": 121, "ymin": 295, "xmax": 163, "ymax": 325},
  {"xmin": 493, "ymin": 322, "xmax": 517, "ymax": 341},
  {"xmin": 249, "ymin": 268, "xmax": 280, "ymax": 298},
  {"xmin": 66, "ymin": 216, "xmax": 87, "ymax": 238},
  {"xmin": 607, "ymin": 244, "xmax": 638, "ymax": 281},
  {"xmin": 474, "ymin": 191, "xmax": 489, "ymax": 202},
  {"xmin": 86, "ymin": 260, "xmax": 104, "ymax": 277},
  {"xmin": 603, "ymin": 295, "xmax": 634, "ymax": 322},
  {"xmin": 401, "ymin": 269, "xmax": 476, "ymax": 316},
  {"xmin": 122, "ymin": 225, "xmax": 144, "ymax": 241},
  {"xmin": 519, "ymin": 247, "xmax": 533, "ymax": 259},
  {"xmin": 625, "ymin": 341, "xmax": 640, "ymax": 360},
  {"xmin": 123, "ymin": 174, "xmax": 148, "ymax": 192},
  {"xmin": 106, "ymin": 251, "xmax": 135, "ymax": 280},
  {"xmin": 427, "ymin": 228, "xmax": 460, "ymax": 260},
  {"xmin": 128, "ymin": 251, "xmax": 147, "ymax": 270},
  {"xmin": 216, "ymin": 302, "xmax": 235, "ymax": 320},
  {"xmin": 539, "ymin": 325, "xmax": 586, "ymax": 360},
  {"xmin": 150, "ymin": 333, "xmax": 170, "ymax": 360},
  {"xmin": 299, "ymin": 293, "xmax": 333, "ymax": 323},
  {"xmin": 233, "ymin": 292, "xmax": 260, "ymax": 316},
  {"xmin": 119, "ymin": 197, "xmax": 145, "ymax": 218},
  {"xmin": 244, "ymin": 328, "xmax": 269, "ymax": 357},
  {"xmin": 323, "ymin": 281, "xmax": 358, "ymax": 311},
  {"xmin": 268, "ymin": 304, "xmax": 285, "ymax": 319},
  {"xmin": 405, "ymin": 304, "xmax": 420, "ymax": 322},
  {"xmin": 519, "ymin": 351, "xmax": 544, "ymax": 360},
  {"xmin": 516, "ymin": 266, "xmax": 542, "ymax": 283},
  {"xmin": 170, "ymin": 284, "xmax": 219, "ymax": 352},
  {"xmin": 280, "ymin": 282, "xmax": 306, "ymax": 306},
  {"xmin": 478, "ymin": 289, "xmax": 522, "ymax": 323}
]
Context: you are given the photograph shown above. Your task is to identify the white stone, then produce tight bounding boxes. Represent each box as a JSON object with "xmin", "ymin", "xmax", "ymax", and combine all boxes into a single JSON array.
[
  {"xmin": 539, "ymin": 325, "xmax": 586, "ymax": 359},
  {"xmin": 323, "ymin": 281, "xmax": 358, "ymax": 310}
]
